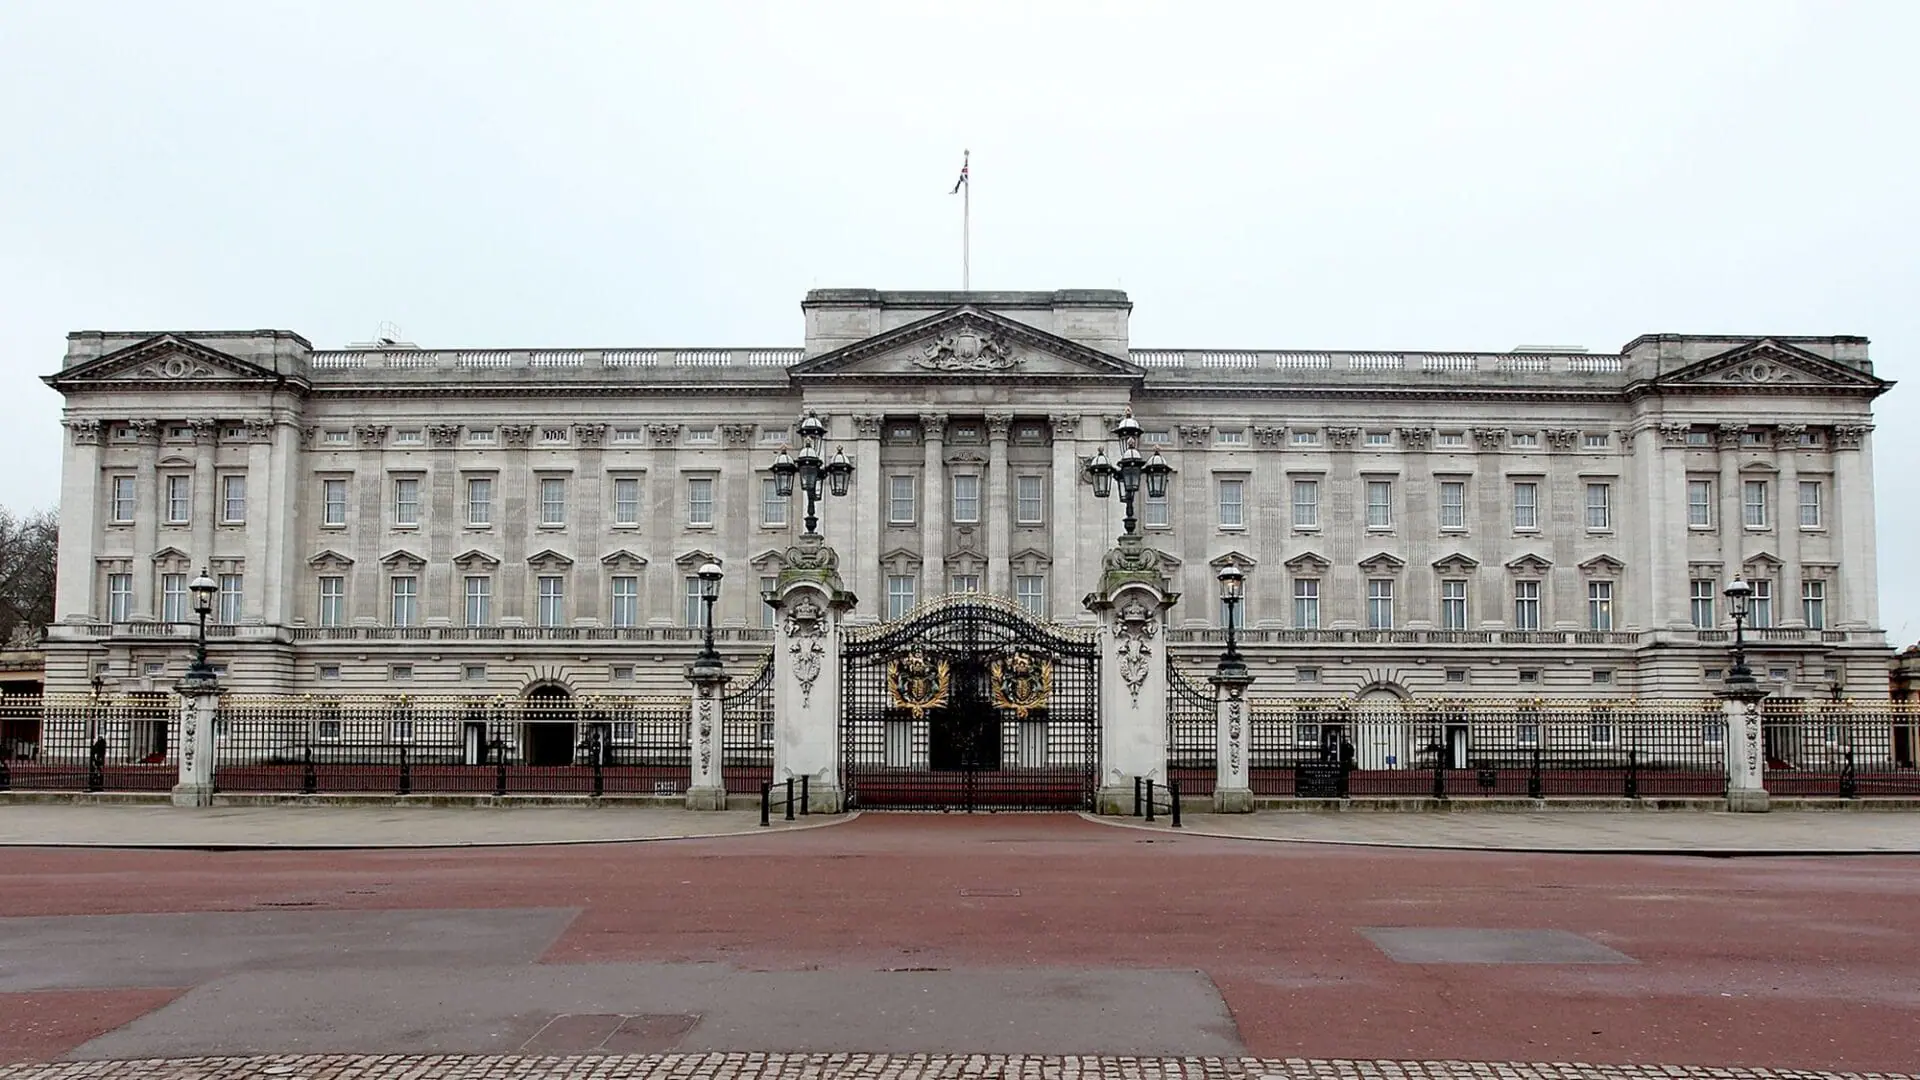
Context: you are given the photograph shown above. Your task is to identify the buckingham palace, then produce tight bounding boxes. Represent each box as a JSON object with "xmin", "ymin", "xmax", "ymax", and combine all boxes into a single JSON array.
[{"xmin": 40, "ymin": 288, "xmax": 1894, "ymax": 705}]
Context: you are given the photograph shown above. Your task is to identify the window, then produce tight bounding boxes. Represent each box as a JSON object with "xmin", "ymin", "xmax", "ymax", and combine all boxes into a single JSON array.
[
  {"xmin": 761, "ymin": 575, "xmax": 778, "ymax": 628},
  {"xmin": 952, "ymin": 475, "xmax": 980, "ymax": 522},
  {"xmin": 1592, "ymin": 669, "xmax": 1613, "ymax": 686},
  {"xmin": 1687, "ymin": 480, "xmax": 1713, "ymax": 528},
  {"xmin": 389, "ymin": 575, "xmax": 416, "ymax": 627},
  {"xmin": 218, "ymin": 573, "xmax": 243, "ymax": 624},
  {"xmin": 1016, "ymin": 475, "xmax": 1044, "ymax": 524},
  {"xmin": 1749, "ymin": 579, "xmax": 1773, "ymax": 628},
  {"xmin": 165, "ymin": 475, "xmax": 191, "ymax": 523},
  {"xmin": 1740, "ymin": 430, "xmax": 1768, "ymax": 447},
  {"xmin": 464, "ymin": 575, "xmax": 491, "ymax": 627},
  {"xmin": 107, "ymin": 573, "xmax": 133, "ymax": 622},
  {"xmin": 110, "ymin": 476, "xmax": 136, "ymax": 522},
  {"xmin": 1798, "ymin": 429, "xmax": 1824, "ymax": 448},
  {"xmin": 889, "ymin": 475, "xmax": 916, "ymax": 524},
  {"xmin": 1437, "ymin": 432, "xmax": 1466, "ymax": 448},
  {"xmin": 1690, "ymin": 579, "xmax": 1716, "ymax": 629},
  {"xmin": 322, "ymin": 476, "xmax": 349, "ymax": 522},
  {"xmin": 1798, "ymin": 480, "xmax": 1823, "ymax": 528},
  {"xmin": 393, "ymin": 429, "xmax": 422, "ymax": 446},
  {"xmin": 318, "ymin": 665, "xmax": 341, "ymax": 681},
  {"xmin": 611, "ymin": 575, "xmax": 639, "ymax": 628},
  {"xmin": 1514, "ymin": 580, "xmax": 1541, "ymax": 631},
  {"xmin": 1296, "ymin": 667, "xmax": 1320, "ymax": 684},
  {"xmin": 1144, "ymin": 430, "xmax": 1173, "ymax": 446},
  {"xmin": 1143, "ymin": 489, "xmax": 1169, "ymax": 528},
  {"xmin": 1583, "ymin": 433, "xmax": 1608, "ymax": 449},
  {"xmin": 1685, "ymin": 429, "xmax": 1712, "ymax": 446},
  {"xmin": 611, "ymin": 665, "xmax": 635, "ymax": 683},
  {"xmin": 1440, "ymin": 579, "xmax": 1468, "ymax": 630},
  {"xmin": 614, "ymin": 477, "xmax": 642, "ymax": 526},
  {"xmin": 1292, "ymin": 480, "xmax": 1319, "ymax": 528},
  {"xmin": 612, "ymin": 427, "xmax": 642, "ymax": 444},
  {"xmin": 1587, "ymin": 581, "xmax": 1613, "ymax": 631},
  {"xmin": 1216, "ymin": 429, "xmax": 1247, "ymax": 445},
  {"xmin": 1446, "ymin": 668, "xmax": 1468, "ymax": 685},
  {"xmin": 1365, "ymin": 481, "xmax": 1392, "ymax": 529},
  {"xmin": 1366, "ymin": 579, "xmax": 1394, "ymax": 630},
  {"xmin": 887, "ymin": 574, "xmax": 917, "ymax": 619},
  {"xmin": 467, "ymin": 477, "xmax": 493, "ymax": 526},
  {"xmin": 1439, "ymin": 481, "xmax": 1465, "ymax": 530},
  {"xmin": 221, "ymin": 476, "xmax": 246, "ymax": 523},
  {"xmin": 683, "ymin": 576, "xmax": 704, "ymax": 626},
  {"xmin": 952, "ymin": 574, "xmax": 981, "ymax": 594},
  {"xmin": 1518, "ymin": 669, "xmax": 1540, "ymax": 684},
  {"xmin": 1218, "ymin": 478, "xmax": 1244, "ymax": 528},
  {"xmin": 155, "ymin": 572, "xmax": 186, "ymax": 622},
  {"xmin": 467, "ymin": 428, "xmax": 496, "ymax": 445},
  {"xmin": 1291, "ymin": 430, "xmax": 1319, "ymax": 446},
  {"xmin": 539, "ymin": 477, "xmax": 566, "ymax": 526},
  {"xmin": 318, "ymin": 575, "xmax": 344, "ymax": 627},
  {"xmin": 760, "ymin": 477, "xmax": 787, "ymax": 526},
  {"xmin": 1803, "ymin": 580, "xmax": 1826, "ymax": 630},
  {"xmin": 1015, "ymin": 574, "xmax": 1046, "ymax": 617},
  {"xmin": 1293, "ymin": 578, "xmax": 1320, "ymax": 630},
  {"xmin": 393, "ymin": 477, "xmax": 419, "ymax": 526},
  {"xmin": 1363, "ymin": 431, "xmax": 1392, "ymax": 447},
  {"xmin": 685, "ymin": 426, "xmax": 714, "ymax": 444},
  {"xmin": 1512, "ymin": 482, "xmax": 1538, "ymax": 530},
  {"xmin": 1511, "ymin": 432, "xmax": 1538, "ymax": 448},
  {"xmin": 687, "ymin": 477, "xmax": 714, "ymax": 526},
  {"xmin": 1585, "ymin": 482, "xmax": 1611, "ymax": 531},
  {"xmin": 391, "ymin": 664, "xmax": 414, "ymax": 683},
  {"xmin": 1743, "ymin": 480, "xmax": 1769, "ymax": 528},
  {"xmin": 537, "ymin": 575, "xmax": 566, "ymax": 627}
]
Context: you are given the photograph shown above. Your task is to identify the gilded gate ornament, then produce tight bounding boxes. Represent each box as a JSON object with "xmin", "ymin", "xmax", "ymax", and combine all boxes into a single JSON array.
[
  {"xmin": 888, "ymin": 651, "xmax": 951, "ymax": 718},
  {"xmin": 989, "ymin": 652, "xmax": 1051, "ymax": 719}
]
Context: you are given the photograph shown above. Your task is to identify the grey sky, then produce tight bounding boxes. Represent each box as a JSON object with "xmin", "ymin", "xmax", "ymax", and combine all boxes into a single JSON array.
[{"xmin": 1, "ymin": 0, "xmax": 1913, "ymax": 644}]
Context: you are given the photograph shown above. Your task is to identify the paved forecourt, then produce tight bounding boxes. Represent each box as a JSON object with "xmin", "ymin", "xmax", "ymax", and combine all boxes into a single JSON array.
[{"xmin": 2, "ymin": 1056, "xmax": 1913, "ymax": 1080}]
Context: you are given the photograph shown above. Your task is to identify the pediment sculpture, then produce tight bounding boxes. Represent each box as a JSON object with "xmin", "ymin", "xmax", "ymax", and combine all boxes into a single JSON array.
[{"xmin": 913, "ymin": 330, "xmax": 1022, "ymax": 373}]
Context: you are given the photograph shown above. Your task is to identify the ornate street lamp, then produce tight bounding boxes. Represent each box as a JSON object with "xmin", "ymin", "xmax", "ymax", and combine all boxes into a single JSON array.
[
  {"xmin": 696, "ymin": 561, "xmax": 724, "ymax": 664},
  {"xmin": 1085, "ymin": 409, "xmax": 1172, "ymax": 539},
  {"xmin": 769, "ymin": 411, "xmax": 852, "ymax": 537},
  {"xmin": 1723, "ymin": 577, "xmax": 1756, "ymax": 689},
  {"xmin": 1216, "ymin": 563, "xmax": 1247, "ymax": 681},
  {"xmin": 187, "ymin": 569, "xmax": 218, "ymax": 681}
]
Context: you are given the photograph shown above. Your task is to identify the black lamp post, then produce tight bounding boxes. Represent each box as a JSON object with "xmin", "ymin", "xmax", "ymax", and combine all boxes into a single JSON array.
[
  {"xmin": 769, "ymin": 411, "xmax": 853, "ymax": 538},
  {"xmin": 1216, "ymin": 563, "xmax": 1247, "ymax": 681},
  {"xmin": 696, "ymin": 561, "xmax": 724, "ymax": 664},
  {"xmin": 187, "ymin": 568, "xmax": 218, "ymax": 681},
  {"xmin": 1085, "ymin": 410, "xmax": 1172, "ymax": 539},
  {"xmin": 1723, "ymin": 577, "xmax": 1756, "ymax": 690}
]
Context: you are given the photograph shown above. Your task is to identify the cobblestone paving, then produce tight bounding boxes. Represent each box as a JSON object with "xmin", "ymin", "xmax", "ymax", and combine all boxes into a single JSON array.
[{"xmin": 1, "ymin": 1056, "xmax": 1913, "ymax": 1080}]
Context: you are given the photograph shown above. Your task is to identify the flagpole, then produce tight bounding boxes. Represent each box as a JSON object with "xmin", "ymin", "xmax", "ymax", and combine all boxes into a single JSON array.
[{"xmin": 962, "ymin": 149, "xmax": 971, "ymax": 291}]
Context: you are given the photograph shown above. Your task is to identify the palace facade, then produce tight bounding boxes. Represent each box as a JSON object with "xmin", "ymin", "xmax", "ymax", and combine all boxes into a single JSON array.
[{"xmin": 42, "ymin": 288, "xmax": 1894, "ymax": 703}]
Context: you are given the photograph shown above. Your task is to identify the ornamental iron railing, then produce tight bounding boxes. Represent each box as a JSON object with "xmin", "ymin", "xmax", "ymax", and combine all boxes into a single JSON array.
[
  {"xmin": 721, "ymin": 655, "xmax": 775, "ymax": 792},
  {"xmin": 0, "ymin": 693, "xmax": 177, "ymax": 792},
  {"xmin": 1166, "ymin": 660, "xmax": 1217, "ymax": 797},
  {"xmin": 1758, "ymin": 702, "xmax": 1920, "ymax": 797}
]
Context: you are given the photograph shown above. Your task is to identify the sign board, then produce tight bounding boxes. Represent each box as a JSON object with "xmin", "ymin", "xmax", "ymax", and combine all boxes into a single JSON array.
[{"xmin": 1295, "ymin": 762, "xmax": 1346, "ymax": 799}]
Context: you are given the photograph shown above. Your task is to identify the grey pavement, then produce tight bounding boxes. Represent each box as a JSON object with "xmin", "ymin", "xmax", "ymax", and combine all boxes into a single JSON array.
[
  {"xmin": 1095, "ymin": 807, "xmax": 1920, "ymax": 853},
  {"xmin": 0, "ymin": 804, "xmax": 845, "ymax": 848}
]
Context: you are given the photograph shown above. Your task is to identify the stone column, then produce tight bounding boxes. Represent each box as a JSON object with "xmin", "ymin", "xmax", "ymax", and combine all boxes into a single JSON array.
[
  {"xmin": 685, "ymin": 655, "xmax": 728, "ymax": 810},
  {"xmin": 985, "ymin": 413, "xmax": 1012, "ymax": 595},
  {"xmin": 190, "ymin": 420, "xmax": 218, "ymax": 599},
  {"xmin": 1774, "ymin": 426, "xmax": 1802, "ymax": 625},
  {"xmin": 1717, "ymin": 423, "xmax": 1744, "ymax": 580},
  {"xmin": 851, "ymin": 414, "xmax": 884, "ymax": 620},
  {"xmin": 920, "ymin": 413, "xmax": 947, "ymax": 600},
  {"xmin": 1832, "ymin": 424, "xmax": 1875, "ymax": 629},
  {"xmin": 130, "ymin": 421, "xmax": 161, "ymax": 617},
  {"xmin": 1086, "ymin": 532, "xmax": 1178, "ymax": 814},
  {"xmin": 171, "ymin": 670, "xmax": 224, "ymax": 807},
  {"xmin": 1212, "ymin": 669, "xmax": 1253, "ymax": 813},
  {"xmin": 769, "ymin": 533, "xmax": 854, "ymax": 811},
  {"xmin": 55, "ymin": 419, "xmax": 102, "ymax": 621},
  {"xmin": 256, "ymin": 418, "xmax": 294, "ymax": 627},
  {"xmin": 1720, "ymin": 685, "xmax": 1769, "ymax": 812},
  {"xmin": 1049, "ymin": 413, "xmax": 1081, "ymax": 621},
  {"xmin": 241, "ymin": 423, "xmax": 274, "ymax": 623}
]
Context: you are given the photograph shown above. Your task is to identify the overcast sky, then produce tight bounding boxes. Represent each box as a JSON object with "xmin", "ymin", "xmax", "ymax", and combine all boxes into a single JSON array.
[{"xmin": 1, "ymin": 0, "xmax": 1914, "ymax": 643}]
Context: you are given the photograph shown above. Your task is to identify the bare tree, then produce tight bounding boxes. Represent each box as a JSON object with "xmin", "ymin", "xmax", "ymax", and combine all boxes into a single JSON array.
[{"xmin": 0, "ymin": 507, "xmax": 58, "ymax": 645}]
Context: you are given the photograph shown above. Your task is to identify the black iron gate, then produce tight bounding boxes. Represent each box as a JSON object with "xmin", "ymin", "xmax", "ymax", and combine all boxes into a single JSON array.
[
  {"xmin": 1167, "ymin": 658, "xmax": 1217, "ymax": 797},
  {"xmin": 842, "ymin": 595, "xmax": 1100, "ymax": 811}
]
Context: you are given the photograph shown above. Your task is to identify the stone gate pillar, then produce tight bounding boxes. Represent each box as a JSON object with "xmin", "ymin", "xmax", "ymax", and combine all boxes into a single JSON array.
[
  {"xmin": 769, "ymin": 534, "xmax": 856, "ymax": 813},
  {"xmin": 1721, "ymin": 684, "xmax": 1770, "ymax": 813},
  {"xmin": 685, "ymin": 652, "xmax": 728, "ymax": 811},
  {"xmin": 1212, "ymin": 669, "xmax": 1254, "ymax": 813},
  {"xmin": 172, "ymin": 668, "xmax": 224, "ymax": 808},
  {"xmin": 1085, "ymin": 533, "xmax": 1178, "ymax": 815}
]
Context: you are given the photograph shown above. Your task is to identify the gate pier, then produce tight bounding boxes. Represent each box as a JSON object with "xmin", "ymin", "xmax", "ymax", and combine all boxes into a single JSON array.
[
  {"xmin": 769, "ymin": 534, "xmax": 854, "ymax": 813},
  {"xmin": 1086, "ymin": 533, "xmax": 1179, "ymax": 815}
]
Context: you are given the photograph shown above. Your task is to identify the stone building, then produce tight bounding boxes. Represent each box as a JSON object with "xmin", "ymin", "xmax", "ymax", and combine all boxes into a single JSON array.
[{"xmin": 41, "ymin": 288, "xmax": 1894, "ymax": 704}]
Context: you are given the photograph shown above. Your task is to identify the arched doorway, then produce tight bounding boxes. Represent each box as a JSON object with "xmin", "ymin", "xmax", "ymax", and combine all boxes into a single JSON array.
[
  {"xmin": 523, "ymin": 684, "xmax": 577, "ymax": 766},
  {"xmin": 1352, "ymin": 683, "xmax": 1413, "ymax": 771}
]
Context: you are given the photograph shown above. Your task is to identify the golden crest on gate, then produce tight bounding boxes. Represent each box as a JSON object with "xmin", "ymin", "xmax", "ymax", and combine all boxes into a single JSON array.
[
  {"xmin": 990, "ymin": 652, "xmax": 1052, "ymax": 718},
  {"xmin": 888, "ymin": 651, "xmax": 950, "ymax": 718}
]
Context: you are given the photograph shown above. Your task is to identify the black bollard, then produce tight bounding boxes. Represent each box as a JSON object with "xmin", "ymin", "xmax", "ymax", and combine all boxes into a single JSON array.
[
  {"xmin": 1169, "ymin": 779, "xmax": 1182, "ymax": 828},
  {"xmin": 760, "ymin": 781, "xmax": 772, "ymax": 827},
  {"xmin": 1145, "ymin": 778, "xmax": 1156, "ymax": 822},
  {"xmin": 785, "ymin": 777, "xmax": 796, "ymax": 821}
]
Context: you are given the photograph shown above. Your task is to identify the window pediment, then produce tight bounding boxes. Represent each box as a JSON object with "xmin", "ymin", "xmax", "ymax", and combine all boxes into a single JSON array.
[
  {"xmin": 1579, "ymin": 554, "xmax": 1624, "ymax": 577},
  {"xmin": 748, "ymin": 549, "xmax": 787, "ymax": 573},
  {"xmin": 1358, "ymin": 551, "xmax": 1405, "ymax": 575},
  {"xmin": 150, "ymin": 546, "xmax": 192, "ymax": 567},
  {"xmin": 380, "ymin": 548, "xmax": 425, "ymax": 572},
  {"xmin": 1742, "ymin": 551, "xmax": 1783, "ymax": 574},
  {"xmin": 527, "ymin": 549, "xmax": 575, "ymax": 571},
  {"xmin": 1283, "ymin": 551, "xmax": 1331, "ymax": 574},
  {"xmin": 1010, "ymin": 547, "xmax": 1052, "ymax": 576},
  {"xmin": 879, "ymin": 547, "xmax": 922, "ymax": 575},
  {"xmin": 674, "ymin": 549, "xmax": 720, "ymax": 571},
  {"xmin": 1431, "ymin": 552, "xmax": 1480, "ymax": 575},
  {"xmin": 1209, "ymin": 551, "xmax": 1255, "ymax": 572},
  {"xmin": 308, "ymin": 549, "xmax": 353, "ymax": 571},
  {"xmin": 453, "ymin": 549, "xmax": 501, "ymax": 572},
  {"xmin": 600, "ymin": 549, "xmax": 647, "ymax": 573},
  {"xmin": 1506, "ymin": 552, "xmax": 1552, "ymax": 576}
]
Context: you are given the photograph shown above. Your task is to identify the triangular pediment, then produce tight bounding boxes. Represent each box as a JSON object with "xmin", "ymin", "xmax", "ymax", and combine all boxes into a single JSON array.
[
  {"xmin": 878, "ymin": 546, "xmax": 923, "ymax": 574},
  {"xmin": 1431, "ymin": 552, "xmax": 1480, "ymax": 575},
  {"xmin": 1579, "ymin": 554, "xmax": 1625, "ymax": 577},
  {"xmin": 379, "ymin": 548, "xmax": 425, "ymax": 571},
  {"xmin": 45, "ymin": 334, "xmax": 288, "ymax": 391},
  {"xmin": 308, "ymin": 549, "xmax": 353, "ymax": 570},
  {"xmin": 453, "ymin": 549, "xmax": 501, "ymax": 571},
  {"xmin": 1742, "ymin": 551, "xmax": 1783, "ymax": 572},
  {"xmin": 601, "ymin": 549, "xmax": 649, "ymax": 572},
  {"xmin": 1358, "ymin": 551, "xmax": 1405, "ymax": 574},
  {"xmin": 1283, "ymin": 550, "xmax": 1331, "ymax": 573},
  {"xmin": 1209, "ymin": 551, "xmax": 1255, "ymax": 571},
  {"xmin": 748, "ymin": 548, "xmax": 786, "ymax": 572},
  {"xmin": 149, "ymin": 546, "xmax": 191, "ymax": 566},
  {"xmin": 790, "ymin": 307, "xmax": 1143, "ymax": 381},
  {"xmin": 527, "ymin": 549, "xmax": 575, "ymax": 570},
  {"xmin": 1652, "ymin": 339, "xmax": 1889, "ymax": 395},
  {"xmin": 1506, "ymin": 552, "xmax": 1553, "ymax": 576},
  {"xmin": 674, "ymin": 549, "xmax": 721, "ymax": 571}
]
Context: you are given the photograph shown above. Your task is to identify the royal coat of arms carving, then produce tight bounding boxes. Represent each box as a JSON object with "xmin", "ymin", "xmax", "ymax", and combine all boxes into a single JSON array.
[
  {"xmin": 914, "ymin": 331, "xmax": 1021, "ymax": 372},
  {"xmin": 989, "ymin": 652, "xmax": 1051, "ymax": 719},
  {"xmin": 888, "ymin": 651, "xmax": 951, "ymax": 718}
]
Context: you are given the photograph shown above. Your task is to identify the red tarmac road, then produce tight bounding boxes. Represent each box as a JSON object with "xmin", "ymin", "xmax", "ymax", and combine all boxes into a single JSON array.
[{"xmin": 2, "ymin": 814, "xmax": 1917, "ymax": 1069}]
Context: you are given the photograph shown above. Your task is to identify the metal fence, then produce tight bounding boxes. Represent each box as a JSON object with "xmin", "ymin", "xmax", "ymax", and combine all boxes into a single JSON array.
[
  {"xmin": 721, "ymin": 656, "xmax": 775, "ymax": 792},
  {"xmin": 1167, "ymin": 660, "xmax": 1217, "ymax": 796},
  {"xmin": 0, "ymin": 693, "xmax": 178, "ymax": 792},
  {"xmin": 1245, "ymin": 700, "xmax": 1731, "ymax": 798},
  {"xmin": 1759, "ymin": 703, "xmax": 1920, "ymax": 796},
  {"xmin": 211, "ymin": 696, "xmax": 692, "ymax": 796}
]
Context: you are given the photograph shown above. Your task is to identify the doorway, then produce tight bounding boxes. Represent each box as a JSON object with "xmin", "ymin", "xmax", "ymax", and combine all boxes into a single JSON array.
[{"xmin": 523, "ymin": 685, "xmax": 576, "ymax": 767}]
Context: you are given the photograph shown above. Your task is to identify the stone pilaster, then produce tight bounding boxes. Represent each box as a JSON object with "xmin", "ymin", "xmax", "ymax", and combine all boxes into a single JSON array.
[
  {"xmin": 55, "ymin": 419, "xmax": 101, "ymax": 621},
  {"xmin": 1717, "ymin": 423, "xmax": 1744, "ymax": 589},
  {"xmin": 769, "ymin": 533, "xmax": 855, "ymax": 811},
  {"xmin": 1833, "ymin": 423, "xmax": 1874, "ymax": 629},
  {"xmin": 985, "ymin": 413, "xmax": 1012, "ymax": 594},
  {"xmin": 1085, "ymin": 532, "xmax": 1178, "ymax": 814},
  {"xmin": 130, "ymin": 422, "xmax": 161, "ymax": 618},
  {"xmin": 1048, "ymin": 413, "xmax": 1081, "ymax": 621},
  {"xmin": 1774, "ymin": 428, "xmax": 1802, "ymax": 626},
  {"xmin": 1212, "ymin": 670, "xmax": 1253, "ymax": 812},
  {"xmin": 920, "ymin": 413, "xmax": 947, "ymax": 600},
  {"xmin": 241, "ymin": 422, "xmax": 274, "ymax": 623},
  {"xmin": 851, "ymin": 414, "xmax": 884, "ymax": 621}
]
